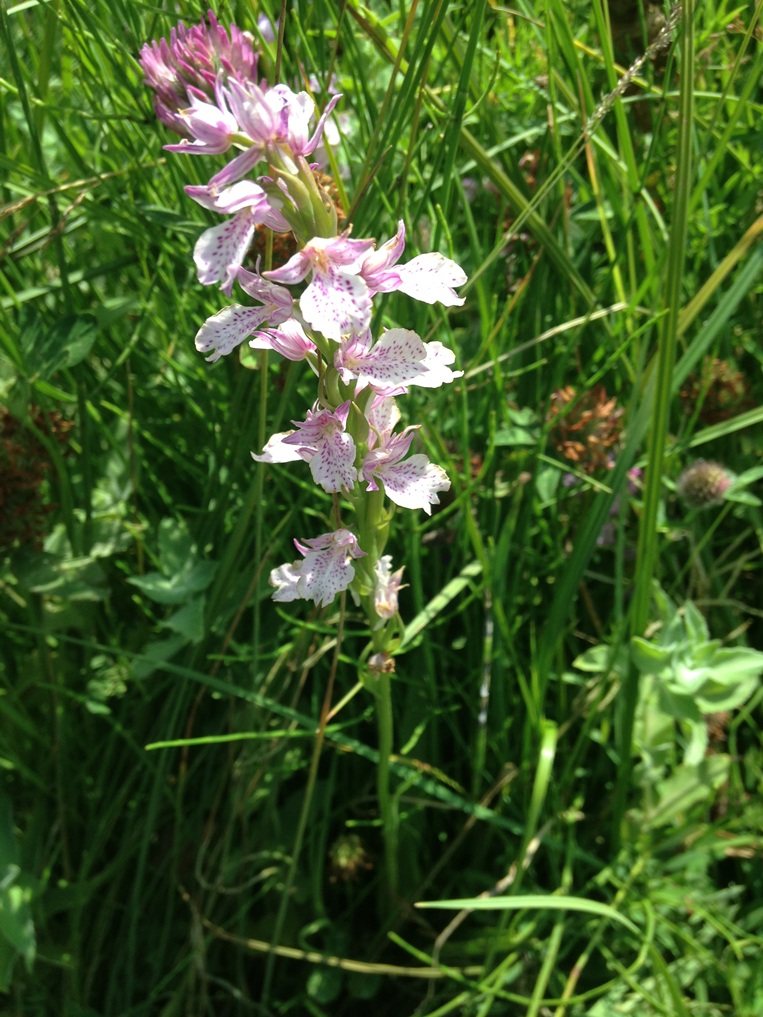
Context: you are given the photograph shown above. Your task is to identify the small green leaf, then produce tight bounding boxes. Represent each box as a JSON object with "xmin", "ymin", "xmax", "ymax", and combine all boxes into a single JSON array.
[
  {"xmin": 573, "ymin": 643, "xmax": 628, "ymax": 675},
  {"xmin": 128, "ymin": 561, "xmax": 216, "ymax": 605},
  {"xmin": 493, "ymin": 426, "xmax": 537, "ymax": 447},
  {"xmin": 631, "ymin": 636, "xmax": 672, "ymax": 674},
  {"xmin": 161, "ymin": 598, "xmax": 205, "ymax": 644},
  {"xmin": 157, "ymin": 518, "xmax": 195, "ymax": 576},
  {"xmin": 682, "ymin": 601, "xmax": 709, "ymax": 644},
  {"xmin": 307, "ymin": 965, "xmax": 343, "ymax": 1004}
]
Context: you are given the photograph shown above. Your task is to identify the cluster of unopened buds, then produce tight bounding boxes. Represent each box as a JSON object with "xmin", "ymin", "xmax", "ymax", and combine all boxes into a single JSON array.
[{"xmin": 140, "ymin": 11, "xmax": 466, "ymax": 628}]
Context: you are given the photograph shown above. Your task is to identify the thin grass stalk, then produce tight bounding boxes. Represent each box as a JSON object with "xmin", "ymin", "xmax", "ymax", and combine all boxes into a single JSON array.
[
  {"xmin": 430, "ymin": 0, "xmax": 487, "ymax": 246},
  {"xmin": 618, "ymin": 1, "xmax": 695, "ymax": 840}
]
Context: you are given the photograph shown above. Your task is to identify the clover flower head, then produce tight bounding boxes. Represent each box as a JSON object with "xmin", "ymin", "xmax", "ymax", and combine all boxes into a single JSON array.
[
  {"xmin": 270, "ymin": 528, "xmax": 366, "ymax": 607},
  {"xmin": 140, "ymin": 10, "xmax": 258, "ymax": 134},
  {"xmin": 677, "ymin": 460, "xmax": 732, "ymax": 509}
]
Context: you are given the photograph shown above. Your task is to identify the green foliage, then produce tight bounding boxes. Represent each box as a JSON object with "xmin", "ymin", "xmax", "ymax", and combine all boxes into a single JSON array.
[{"xmin": 1, "ymin": 0, "xmax": 762, "ymax": 1014}]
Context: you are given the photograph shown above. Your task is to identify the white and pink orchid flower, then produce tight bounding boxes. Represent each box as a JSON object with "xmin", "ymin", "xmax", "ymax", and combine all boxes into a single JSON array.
[
  {"xmin": 194, "ymin": 270, "xmax": 293, "ymax": 361},
  {"xmin": 270, "ymin": 528, "xmax": 366, "ymax": 607},
  {"xmin": 252, "ymin": 401, "xmax": 357, "ymax": 494},
  {"xmin": 264, "ymin": 233, "xmax": 375, "ymax": 341},
  {"xmin": 334, "ymin": 328, "xmax": 463, "ymax": 395},
  {"xmin": 362, "ymin": 427, "xmax": 450, "ymax": 514}
]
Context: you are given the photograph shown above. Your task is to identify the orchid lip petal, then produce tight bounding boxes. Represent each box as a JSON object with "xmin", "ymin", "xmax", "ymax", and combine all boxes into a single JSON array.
[{"xmin": 193, "ymin": 209, "xmax": 257, "ymax": 293}]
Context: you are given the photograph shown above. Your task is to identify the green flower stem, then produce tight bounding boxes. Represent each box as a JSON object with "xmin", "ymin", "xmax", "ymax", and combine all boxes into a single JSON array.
[
  {"xmin": 268, "ymin": 164, "xmax": 399, "ymax": 900},
  {"xmin": 374, "ymin": 663, "xmax": 399, "ymax": 901}
]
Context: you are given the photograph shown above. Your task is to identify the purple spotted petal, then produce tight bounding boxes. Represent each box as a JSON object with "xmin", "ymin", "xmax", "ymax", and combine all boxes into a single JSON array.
[
  {"xmin": 369, "ymin": 454, "xmax": 450, "ymax": 514},
  {"xmin": 300, "ymin": 267, "xmax": 371, "ymax": 341},
  {"xmin": 365, "ymin": 396, "xmax": 401, "ymax": 440},
  {"xmin": 282, "ymin": 402, "xmax": 357, "ymax": 493},
  {"xmin": 195, "ymin": 303, "xmax": 272, "ymax": 361},
  {"xmin": 335, "ymin": 328, "xmax": 426, "ymax": 389},
  {"xmin": 305, "ymin": 430, "xmax": 357, "ymax": 493},
  {"xmin": 193, "ymin": 209, "xmax": 257, "ymax": 292},
  {"xmin": 270, "ymin": 528, "xmax": 366, "ymax": 608}
]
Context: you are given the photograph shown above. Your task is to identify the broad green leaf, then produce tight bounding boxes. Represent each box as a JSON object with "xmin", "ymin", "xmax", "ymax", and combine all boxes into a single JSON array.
[{"xmin": 25, "ymin": 313, "xmax": 99, "ymax": 379}]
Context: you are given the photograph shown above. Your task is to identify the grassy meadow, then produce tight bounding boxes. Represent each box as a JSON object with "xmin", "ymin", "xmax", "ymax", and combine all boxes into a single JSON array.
[{"xmin": 1, "ymin": 0, "xmax": 763, "ymax": 1013}]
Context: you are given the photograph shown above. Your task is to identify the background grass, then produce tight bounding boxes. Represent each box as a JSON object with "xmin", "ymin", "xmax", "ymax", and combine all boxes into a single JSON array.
[{"xmin": 1, "ymin": 0, "xmax": 762, "ymax": 1014}]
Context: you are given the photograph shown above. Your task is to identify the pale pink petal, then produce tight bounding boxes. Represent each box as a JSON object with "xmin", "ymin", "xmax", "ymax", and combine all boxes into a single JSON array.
[
  {"xmin": 325, "ymin": 234, "xmax": 375, "ymax": 269},
  {"xmin": 361, "ymin": 220, "xmax": 406, "ymax": 292},
  {"xmin": 362, "ymin": 430, "xmax": 416, "ymax": 477},
  {"xmin": 164, "ymin": 94, "xmax": 238, "ymax": 153},
  {"xmin": 209, "ymin": 146, "xmax": 263, "ymax": 188},
  {"xmin": 249, "ymin": 319, "xmax": 316, "ymax": 361},
  {"xmin": 185, "ymin": 181, "xmax": 289, "ymax": 230},
  {"xmin": 303, "ymin": 94, "xmax": 342, "ymax": 155},
  {"xmin": 270, "ymin": 562, "xmax": 302, "ymax": 601},
  {"xmin": 262, "ymin": 248, "xmax": 312, "ymax": 286},
  {"xmin": 408, "ymin": 340, "xmax": 464, "ymax": 388},
  {"xmin": 237, "ymin": 269, "xmax": 294, "ymax": 318},
  {"xmin": 251, "ymin": 431, "xmax": 303, "ymax": 464},
  {"xmin": 374, "ymin": 555, "xmax": 405, "ymax": 620},
  {"xmin": 395, "ymin": 253, "xmax": 467, "ymax": 305}
]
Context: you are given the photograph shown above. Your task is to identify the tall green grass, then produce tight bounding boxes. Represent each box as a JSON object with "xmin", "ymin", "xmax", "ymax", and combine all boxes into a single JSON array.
[{"xmin": 1, "ymin": 1, "xmax": 762, "ymax": 1014}]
